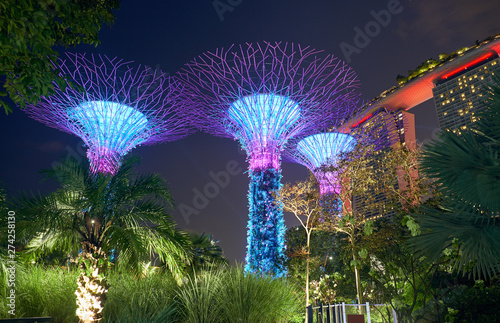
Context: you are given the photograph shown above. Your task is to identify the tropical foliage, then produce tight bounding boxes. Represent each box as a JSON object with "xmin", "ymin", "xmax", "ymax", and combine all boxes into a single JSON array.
[
  {"xmin": 6, "ymin": 156, "xmax": 189, "ymax": 322},
  {"xmin": 0, "ymin": 0, "xmax": 119, "ymax": 114},
  {"xmin": 184, "ymin": 232, "xmax": 228, "ymax": 274},
  {"xmin": 416, "ymin": 80, "xmax": 500, "ymax": 279}
]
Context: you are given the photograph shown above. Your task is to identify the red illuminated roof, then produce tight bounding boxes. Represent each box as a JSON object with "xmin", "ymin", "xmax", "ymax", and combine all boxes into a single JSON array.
[
  {"xmin": 438, "ymin": 51, "xmax": 496, "ymax": 82},
  {"xmin": 351, "ymin": 113, "xmax": 372, "ymax": 128},
  {"xmin": 346, "ymin": 36, "xmax": 500, "ymax": 128}
]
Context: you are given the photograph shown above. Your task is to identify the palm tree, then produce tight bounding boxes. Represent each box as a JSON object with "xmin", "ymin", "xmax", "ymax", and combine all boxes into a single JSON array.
[
  {"xmin": 12, "ymin": 156, "xmax": 189, "ymax": 322},
  {"xmin": 417, "ymin": 80, "xmax": 500, "ymax": 279},
  {"xmin": 184, "ymin": 232, "xmax": 228, "ymax": 274}
]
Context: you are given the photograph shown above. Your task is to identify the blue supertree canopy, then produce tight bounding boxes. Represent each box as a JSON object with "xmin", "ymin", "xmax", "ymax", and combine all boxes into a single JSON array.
[
  {"xmin": 228, "ymin": 94, "xmax": 301, "ymax": 170},
  {"xmin": 296, "ymin": 132, "xmax": 356, "ymax": 170},
  {"xmin": 25, "ymin": 53, "xmax": 193, "ymax": 175},
  {"xmin": 71, "ymin": 100, "xmax": 149, "ymax": 150},
  {"xmin": 228, "ymin": 94, "xmax": 301, "ymax": 143},
  {"xmin": 179, "ymin": 41, "xmax": 362, "ymax": 170}
]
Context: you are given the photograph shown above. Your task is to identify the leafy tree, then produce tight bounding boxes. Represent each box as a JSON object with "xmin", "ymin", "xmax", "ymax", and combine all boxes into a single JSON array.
[
  {"xmin": 357, "ymin": 143, "xmax": 447, "ymax": 321},
  {"xmin": 318, "ymin": 143, "xmax": 382, "ymax": 306},
  {"xmin": 7, "ymin": 156, "xmax": 189, "ymax": 322},
  {"xmin": 0, "ymin": 0, "xmax": 119, "ymax": 114},
  {"xmin": 417, "ymin": 80, "xmax": 500, "ymax": 279},
  {"xmin": 277, "ymin": 178, "xmax": 322, "ymax": 310}
]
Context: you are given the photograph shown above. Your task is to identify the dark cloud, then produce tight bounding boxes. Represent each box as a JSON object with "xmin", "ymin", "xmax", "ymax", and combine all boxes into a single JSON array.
[{"xmin": 397, "ymin": 0, "xmax": 500, "ymax": 47}]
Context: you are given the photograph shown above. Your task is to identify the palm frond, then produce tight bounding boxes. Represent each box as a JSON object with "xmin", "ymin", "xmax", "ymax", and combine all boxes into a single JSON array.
[
  {"xmin": 414, "ymin": 203, "xmax": 500, "ymax": 279},
  {"xmin": 422, "ymin": 130, "xmax": 500, "ymax": 212}
]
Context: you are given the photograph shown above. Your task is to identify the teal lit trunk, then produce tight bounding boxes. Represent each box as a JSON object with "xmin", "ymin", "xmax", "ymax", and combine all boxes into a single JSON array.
[{"xmin": 244, "ymin": 168, "xmax": 287, "ymax": 277}]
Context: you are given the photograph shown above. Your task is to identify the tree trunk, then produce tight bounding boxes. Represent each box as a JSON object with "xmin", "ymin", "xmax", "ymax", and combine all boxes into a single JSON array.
[
  {"xmin": 75, "ymin": 242, "xmax": 108, "ymax": 323},
  {"xmin": 351, "ymin": 239, "xmax": 363, "ymax": 314}
]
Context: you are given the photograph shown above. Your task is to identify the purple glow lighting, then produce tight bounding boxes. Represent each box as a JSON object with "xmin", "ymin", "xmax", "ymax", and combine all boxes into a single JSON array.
[
  {"xmin": 295, "ymin": 132, "xmax": 356, "ymax": 195},
  {"xmin": 179, "ymin": 41, "xmax": 361, "ymax": 275},
  {"xmin": 286, "ymin": 111, "xmax": 402, "ymax": 197},
  {"xmin": 179, "ymin": 42, "xmax": 360, "ymax": 162},
  {"xmin": 228, "ymin": 94, "xmax": 301, "ymax": 170},
  {"xmin": 25, "ymin": 53, "xmax": 192, "ymax": 175}
]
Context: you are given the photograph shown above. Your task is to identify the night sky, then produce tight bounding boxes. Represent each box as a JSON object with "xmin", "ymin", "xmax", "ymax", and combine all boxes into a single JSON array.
[{"xmin": 1, "ymin": 0, "xmax": 500, "ymax": 263}]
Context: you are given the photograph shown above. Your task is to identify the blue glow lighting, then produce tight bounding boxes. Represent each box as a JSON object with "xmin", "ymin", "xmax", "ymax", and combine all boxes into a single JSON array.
[
  {"xmin": 228, "ymin": 94, "xmax": 301, "ymax": 170},
  {"xmin": 297, "ymin": 133, "xmax": 356, "ymax": 169},
  {"xmin": 244, "ymin": 168, "xmax": 287, "ymax": 278},
  {"xmin": 296, "ymin": 132, "xmax": 356, "ymax": 196},
  {"xmin": 70, "ymin": 101, "xmax": 150, "ymax": 174}
]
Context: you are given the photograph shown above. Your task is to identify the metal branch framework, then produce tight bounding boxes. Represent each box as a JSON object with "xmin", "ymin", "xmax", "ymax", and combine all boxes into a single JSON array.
[
  {"xmin": 25, "ymin": 53, "xmax": 193, "ymax": 175},
  {"xmin": 294, "ymin": 132, "xmax": 357, "ymax": 195},
  {"xmin": 179, "ymin": 41, "xmax": 361, "ymax": 276}
]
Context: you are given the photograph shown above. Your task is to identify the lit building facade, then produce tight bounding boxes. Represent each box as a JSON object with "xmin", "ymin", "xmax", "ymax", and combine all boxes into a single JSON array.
[
  {"xmin": 349, "ymin": 35, "xmax": 500, "ymax": 220},
  {"xmin": 352, "ymin": 109, "xmax": 416, "ymax": 219},
  {"xmin": 433, "ymin": 53, "xmax": 500, "ymax": 133}
]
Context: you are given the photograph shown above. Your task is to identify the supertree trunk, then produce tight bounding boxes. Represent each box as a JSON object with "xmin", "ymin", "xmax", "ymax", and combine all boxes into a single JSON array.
[
  {"xmin": 75, "ymin": 242, "xmax": 108, "ymax": 323},
  {"xmin": 244, "ymin": 168, "xmax": 287, "ymax": 277}
]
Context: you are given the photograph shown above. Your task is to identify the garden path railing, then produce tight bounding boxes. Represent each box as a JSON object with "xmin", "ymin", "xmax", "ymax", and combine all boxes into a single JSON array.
[{"xmin": 307, "ymin": 302, "xmax": 398, "ymax": 323}]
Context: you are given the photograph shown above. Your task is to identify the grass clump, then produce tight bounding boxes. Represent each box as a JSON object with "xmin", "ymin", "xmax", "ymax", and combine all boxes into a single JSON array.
[
  {"xmin": 177, "ymin": 266, "xmax": 302, "ymax": 323},
  {"xmin": 103, "ymin": 270, "xmax": 179, "ymax": 322}
]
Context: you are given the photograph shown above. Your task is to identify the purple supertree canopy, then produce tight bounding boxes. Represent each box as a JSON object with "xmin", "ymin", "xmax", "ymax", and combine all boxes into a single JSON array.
[
  {"xmin": 293, "ymin": 132, "xmax": 357, "ymax": 195},
  {"xmin": 178, "ymin": 41, "xmax": 361, "ymax": 169},
  {"xmin": 25, "ymin": 53, "xmax": 192, "ymax": 175},
  {"xmin": 285, "ymin": 111, "xmax": 402, "ymax": 196}
]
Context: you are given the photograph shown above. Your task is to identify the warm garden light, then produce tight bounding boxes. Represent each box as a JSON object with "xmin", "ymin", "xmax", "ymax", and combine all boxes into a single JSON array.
[
  {"xmin": 179, "ymin": 41, "xmax": 360, "ymax": 276},
  {"xmin": 25, "ymin": 53, "xmax": 193, "ymax": 175}
]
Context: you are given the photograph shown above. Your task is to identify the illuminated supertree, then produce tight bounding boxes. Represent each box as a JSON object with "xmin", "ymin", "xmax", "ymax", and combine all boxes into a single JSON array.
[
  {"xmin": 285, "ymin": 111, "xmax": 401, "ymax": 216},
  {"xmin": 179, "ymin": 41, "xmax": 360, "ymax": 276},
  {"xmin": 25, "ymin": 53, "xmax": 192, "ymax": 175}
]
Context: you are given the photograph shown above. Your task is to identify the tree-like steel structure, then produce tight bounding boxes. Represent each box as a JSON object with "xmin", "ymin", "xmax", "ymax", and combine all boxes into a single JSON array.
[
  {"xmin": 285, "ymin": 111, "xmax": 402, "ymax": 216},
  {"xmin": 179, "ymin": 41, "xmax": 360, "ymax": 276},
  {"xmin": 25, "ymin": 53, "xmax": 192, "ymax": 175}
]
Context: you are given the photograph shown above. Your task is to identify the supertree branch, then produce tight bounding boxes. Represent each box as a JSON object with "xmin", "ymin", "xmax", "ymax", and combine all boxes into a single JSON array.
[
  {"xmin": 178, "ymin": 41, "xmax": 361, "ymax": 276},
  {"xmin": 179, "ymin": 41, "xmax": 361, "ymax": 143},
  {"xmin": 25, "ymin": 53, "xmax": 193, "ymax": 175}
]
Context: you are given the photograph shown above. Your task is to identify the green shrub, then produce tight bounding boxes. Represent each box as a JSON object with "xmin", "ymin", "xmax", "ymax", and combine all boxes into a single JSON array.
[{"xmin": 1, "ymin": 264, "xmax": 303, "ymax": 322}]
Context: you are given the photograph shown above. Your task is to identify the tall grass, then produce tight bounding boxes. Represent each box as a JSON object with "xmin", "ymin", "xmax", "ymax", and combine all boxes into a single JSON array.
[
  {"xmin": 176, "ymin": 270, "xmax": 223, "ymax": 322},
  {"xmin": 0, "ymin": 264, "xmax": 79, "ymax": 322},
  {"xmin": 103, "ymin": 270, "xmax": 179, "ymax": 322},
  {"xmin": 177, "ymin": 266, "xmax": 302, "ymax": 323},
  {"xmin": 1, "ymin": 264, "xmax": 303, "ymax": 322},
  {"xmin": 218, "ymin": 268, "xmax": 302, "ymax": 322}
]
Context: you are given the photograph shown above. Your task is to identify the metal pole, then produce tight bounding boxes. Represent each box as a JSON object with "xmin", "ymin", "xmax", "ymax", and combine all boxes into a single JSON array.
[
  {"xmin": 307, "ymin": 304, "xmax": 313, "ymax": 323},
  {"xmin": 366, "ymin": 302, "xmax": 371, "ymax": 323},
  {"xmin": 342, "ymin": 302, "xmax": 347, "ymax": 323},
  {"xmin": 327, "ymin": 304, "xmax": 331, "ymax": 323},
  {"xmin": 392, "ymin": 308, "xmax": 398, "ymax": 323}
]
